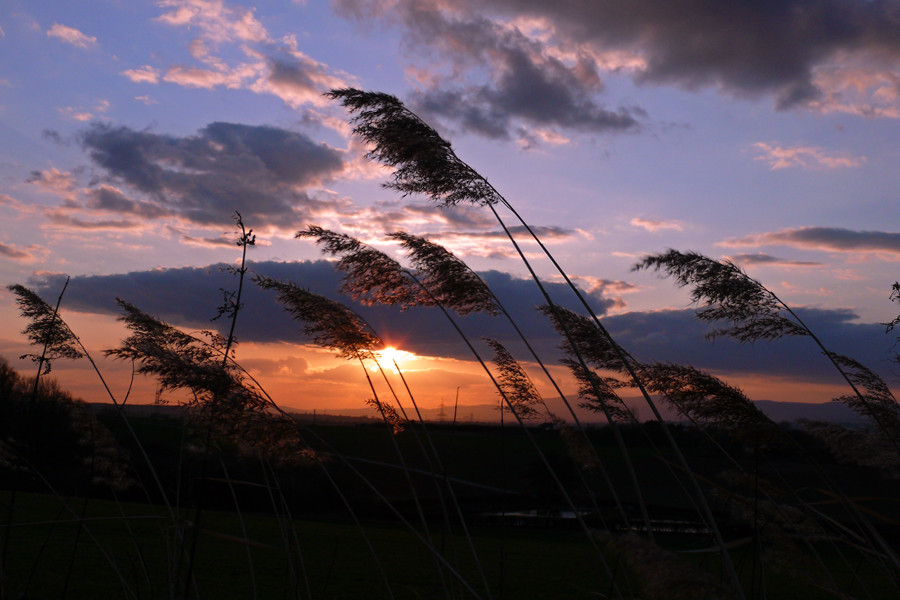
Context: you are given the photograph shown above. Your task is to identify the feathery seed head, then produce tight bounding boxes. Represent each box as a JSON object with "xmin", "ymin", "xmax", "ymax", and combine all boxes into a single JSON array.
[
  {"xmin": 633, "ymin": 250, "xmax": 808, "ymax": 342},
  {"xmin": 485, "ymin": 338, "xmax": 544, "ymax": 420},
  {"xmin": 389, "ymin": 231, "xmax": 500, "ymax": 316},
  {"xmin": 328, "ymin": 88, "xmax": 503, "ymax": 207},
  {"xmin": 297, "ymin": 225, "xmax": 422, "ymax": 308},
  {"xmin": 8, "ymin": 283, "xmax": 84, "ymax": 374},
  {"xmin": 255, "ymin": 275, "xmax": 382, "ymax": 359}
]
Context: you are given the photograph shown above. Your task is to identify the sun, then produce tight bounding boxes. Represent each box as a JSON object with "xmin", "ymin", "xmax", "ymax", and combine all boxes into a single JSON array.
[{"xmin": 372, "ymin": 346, "xmax": 414, "ymax": 373}]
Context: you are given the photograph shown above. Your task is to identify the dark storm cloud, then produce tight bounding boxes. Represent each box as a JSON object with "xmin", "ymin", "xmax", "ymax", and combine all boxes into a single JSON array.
[
  {"xmin": 407, "ymin": 27, "xmax": 641, "ymax": 138},
  {"xmin": 478, "ymin": 0, "xmax": 900, "ymax": 106},
  {"xmin": 725, "ymin": 227, "xmax": 900, "ymax": 255},
  {"xmin": 77, "ymin": 121, "xmax": 345, "ymax": 228},
  {"xmin": 339, "ymin": 0, "xmax": 900, "ymax": 119},
  {"xmin": 336, "ymin": 0, "xmax": 642, "ymax": 139},
  {"xmin": 27, "ymin": 260, "xmax": 895, "ymax": 387}
]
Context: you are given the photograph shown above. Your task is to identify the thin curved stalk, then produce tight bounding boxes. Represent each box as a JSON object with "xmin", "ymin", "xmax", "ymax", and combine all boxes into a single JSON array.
[
  {"xmin": 218, "ymin": 458, "xmax": 258, "ymax": 600},
  {"xmin": 402, "ymin": 271, "xmax": 627, "ymax": 600},
  {"xmin": 486, "ymin": 200, "xmax": 744, "ymax": 598},
  {"xmin": 487, "ymin": 203, "xmax": 654, "ymax": 540}
]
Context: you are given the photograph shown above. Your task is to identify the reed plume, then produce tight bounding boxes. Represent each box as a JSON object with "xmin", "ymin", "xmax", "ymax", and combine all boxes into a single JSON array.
[
  {"xmin": 327, "ymin": 89, "xmax": 502, "ymax": 207},
  {"xmin": 636, "ymin": 249, "xmax": 900, "ymax": 444},
  {"xmin": 297, "ymin": 225, "xmax": 422, "ymax": 308},
  {"xmin": 484, "ymin": 338, "xmax": 545, "ymax": 421},
  {"xmin": 254, "ymin": 276, "xmax": 381, "ymax": 360},
  {"xmin": 8, "ymin": 283, "xmax": 84, "ymax": 375},
  {"xmin": 387, "ymin": 231, "xmax": 500, "ymax": 316},
  {"xmin": 633, "ymin": 250, "xmax": 808, "ymax": 342},
  {"xmin": 106, "ymin": 299, "xmax": 268, "ymax": 423}
]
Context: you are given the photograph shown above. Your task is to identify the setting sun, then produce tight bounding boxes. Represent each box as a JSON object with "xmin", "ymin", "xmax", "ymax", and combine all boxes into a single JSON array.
[{"xmin": 373, "ymin": 346, "xmax": 415, "ymax": 373}]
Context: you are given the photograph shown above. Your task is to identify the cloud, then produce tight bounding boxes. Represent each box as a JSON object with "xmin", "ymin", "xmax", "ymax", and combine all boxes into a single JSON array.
[
  {"xmin": 337, "ymin": 0, "xmax": 900, "ymax": 120},
  {"xmin": 46, "ymin": 24, "xmax": 97, "ymax": 49},
  {"xmin": 57, "ymin": 107, "xmax": 95, "ymax": 122},
  {"xmin": 135, "ymin": 96, "xmax": 158, "ymax": 105},
  {"xmin": 26, "ymin": 167, "xmax": 77, "ymax": 195},
  {"xmin": 156, "ymin": 0, "xmax": 269, "ymax": 44},
  {"xmin": 121, "ymin": 66, "xmax": 161, "ymax": 84},
  {"xmin": 752, "ymin": 142, "xmax": 865, "ymax": 170},
  {"xmin": 26, "ymin": 261, "xmax": 894, "ymax": 389},
  {"xmin": 808, "ymin": 50, "xmax": 900, "ymax": 118},
  {"xmin": 27, "ymin": 259, "xmax": 616, "ymax": 360},
  {"xmin": 630, "ymin": 217, "xmax": 682, "ymax": 233},
  {"xmin": 162, "ymin": 65, "xmax": 244, "ymax": 89},
  {"xmin": 82, "ymin": 185, "xmax": 172, "ymax": 219},
  {"xmin": 727, "ymin": 253, "xmax": 822, "ymax": 268},
  {"xmin": 77, "ymin": 121, "xmax": 345, "ymax": 229},
  {"xmin": 723, "ymin": 227, "xmax": 900, "ymax": 257},
  {"xmin": 43, "ymin": 214, "xmax": 142, "ymax": 230},
  {"xmin": 252, "ymin": 52, "xmax": 348, "ymax": 108},
  {"xmin": 401, "ymin": 9, "xmax": 642, "ymax": 140},
  {"xmin": 567, "ymin": 275, "xmax": 638, "ymax": 312},
  {"xmin": 601, "ymin": 307, "xmax": 894, "ymax": 386},
  {"xmin": 571, "ymin": 275, "xmax": 638, "ymax": 296},
  {"xmin": 417, "ymin": 225, "xmax": 578, "ymax": 258},
  {"xmin": 0, "ymin": 242, "xmax": 38, "ymax": 261},
  {"xmin": 149, "ymin": 6, "xmax": 348, "ymax": 111},
  {"xmin": 57, "ymin": 100, "xmax": 111, "ymax": 123}
]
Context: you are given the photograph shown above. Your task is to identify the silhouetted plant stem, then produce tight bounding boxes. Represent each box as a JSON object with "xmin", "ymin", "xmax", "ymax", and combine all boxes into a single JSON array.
[
  {"xmin": 329, "ymin": 92, "xmax": 742, "ymax": 591},
  {"xmin": 219, "ymin": 457, "xmax": 259, "ymax": 600},
  {"xmin": 1, "ymin": 276, "xmax": 71, "ymax": 592},
  {"xmin": 389, "ymin": 231, "xmax": 631, "ymax": 529},
  {"xmin": 220, "ymin": 211, "xmax": 254, "ymax": 366},
  {"xmin": 403, "ymin": 273, "xmax": 625, "ymax": 599},
  {"xmin": 389, "ymin": 358, "xmax": 479, "ymax": 597},
  {"xmin": 6, "ymin": 280, "xmax": 184, "ymax": 595},
  {"xmin": 486, "ymin": 202, "xmax": 653, "ymax": 538},
  {"xmin": 180, "ymin": 212, "xmax": 255, "ymax": 599},
  {"xmin": 357, "ymin": 354, "xmax": 456, "ymax": 598},
  {"xmin": 487, "ymin": 200, "xmax": 746, "ymax": 595},
  {"xmin": 371, "ymin": 357, "xmax": 463, "ymax": 598},
  {"xmin": 28, "ymin": 276, "xmax": 70, "ymax": 408},
  {"xmin": 226, "ymin": 355, "xmax": 492, "ymax": 600}
]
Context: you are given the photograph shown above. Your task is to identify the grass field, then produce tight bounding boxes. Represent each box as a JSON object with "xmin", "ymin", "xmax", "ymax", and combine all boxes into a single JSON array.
[{"xmin": 3, "ymin": 414, "xmax": 900, "ymax": 600}]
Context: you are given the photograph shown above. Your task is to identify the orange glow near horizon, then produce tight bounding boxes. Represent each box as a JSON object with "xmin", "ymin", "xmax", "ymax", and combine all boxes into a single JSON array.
[{"xmin": 1, "ymin": 318, "xmax": 857, "ymax": 422}]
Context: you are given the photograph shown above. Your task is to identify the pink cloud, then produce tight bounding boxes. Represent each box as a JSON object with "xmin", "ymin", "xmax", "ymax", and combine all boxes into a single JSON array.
[
  {"xmin": 752, "ymin": 142, "xmax": 865, "ymax": 170},
  {"xmin": 25, "ymin": 167, "xmax": 77, "ymax": 195},
  {"xmin": 121, "ymin": 66, "xmax": 161, "ymax": 84},
  {"xmin": 630, "ymin": 217, "xmax": 683, "ymax": 232},
  {"xmin": 46, "ymin": 23, "xmax": 97, "ymax": 49},
  {"xmin": 0, "ymin": 242, "xmax": 38, "ymax": 261},
  {"xmin": 156, "ymin": 0, "xmax": 269, "ymax": 44},
  {"xmin": 808, "ymin": 50, "xmax": 900, "ymax": 118}
]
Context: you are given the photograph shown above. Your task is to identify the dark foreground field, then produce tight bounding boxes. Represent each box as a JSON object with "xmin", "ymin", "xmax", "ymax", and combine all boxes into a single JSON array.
[{"xmin": 3, "ymin": 407, "xmax": 900, "ymax": 600}]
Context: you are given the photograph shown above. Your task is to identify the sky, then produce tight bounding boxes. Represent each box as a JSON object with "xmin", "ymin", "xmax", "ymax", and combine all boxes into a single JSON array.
[{"xmin": 1, "ymin": 0, "xmax": 899, "ymax": 418}]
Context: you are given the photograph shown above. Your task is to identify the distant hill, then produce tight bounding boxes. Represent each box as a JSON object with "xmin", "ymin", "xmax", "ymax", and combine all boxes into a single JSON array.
[
  {"xmin": 752, "ymin": 400, "xmax": 866, "ymax": 425},
  {"xmin": 87, "ymin": 399, "xmax": 869, "ymax": 426}
]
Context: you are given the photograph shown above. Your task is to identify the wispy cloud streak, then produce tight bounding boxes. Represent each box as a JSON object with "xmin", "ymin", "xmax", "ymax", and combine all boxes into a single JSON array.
[
  {"xmin": 724, "ymin": 227, "xmax": 900, "ymax": 257},
  {"xmin": 752, "ymin": 142, "xmax": 865, "ymax": 170}
]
